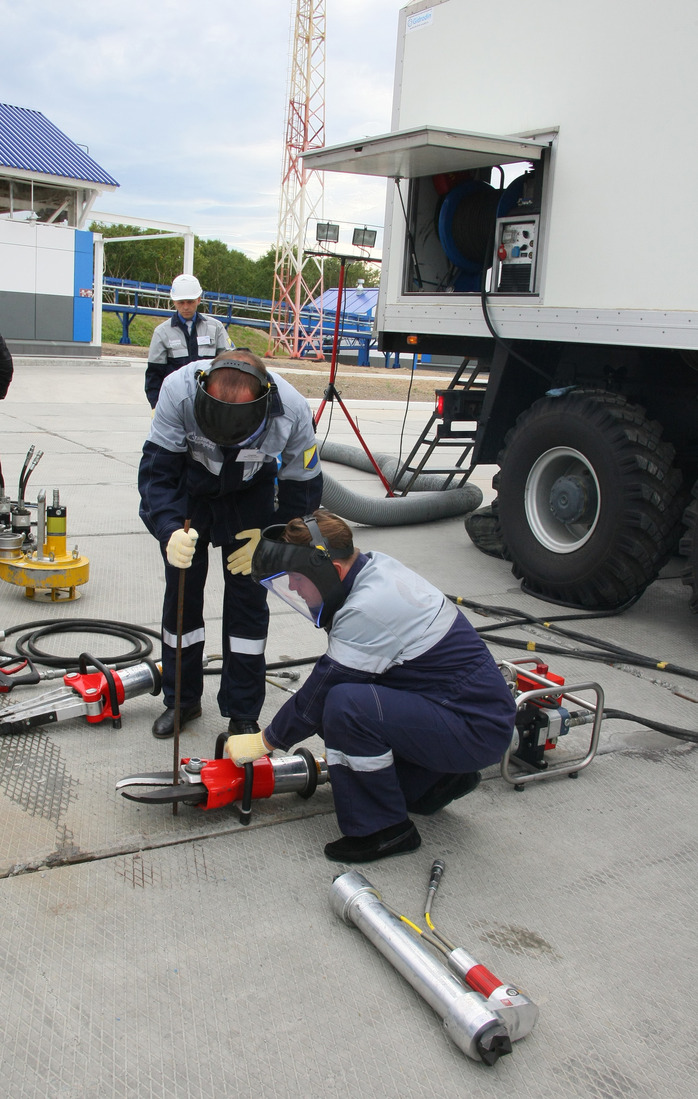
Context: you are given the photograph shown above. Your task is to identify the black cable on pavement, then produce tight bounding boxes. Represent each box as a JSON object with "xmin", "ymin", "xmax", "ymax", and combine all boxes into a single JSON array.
[
  {"xmin": 446, "ymin": 594, "xmax": 698, "ymax": 682},
  {"xmin": 446, "ymin": 593, "xmax": 698, "ymax": 743}
]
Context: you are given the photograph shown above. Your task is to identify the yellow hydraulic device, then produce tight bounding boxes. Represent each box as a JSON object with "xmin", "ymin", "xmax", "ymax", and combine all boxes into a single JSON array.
[{"xmin": 0, "ymin": 487, "xmax": 89, "ymax": 601}]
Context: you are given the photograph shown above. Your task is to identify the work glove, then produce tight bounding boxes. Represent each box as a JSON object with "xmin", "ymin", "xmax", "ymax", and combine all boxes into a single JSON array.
[
  {"xmin": 225, "ymin": 730, "xmax": 270, "ymax": 765},
  {"xmin": 166, "ymin": 527, "xmax": 199, "ymax": 568},
  {"xmin": 226, "ymin": 528, "xmax": 262, "ymax": 576}
]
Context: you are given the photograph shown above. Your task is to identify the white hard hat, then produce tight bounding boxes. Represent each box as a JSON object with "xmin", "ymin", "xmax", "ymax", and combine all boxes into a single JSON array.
[{"xmin": 170, "ymin": 274, "xmax": 203, "ymax": 300}]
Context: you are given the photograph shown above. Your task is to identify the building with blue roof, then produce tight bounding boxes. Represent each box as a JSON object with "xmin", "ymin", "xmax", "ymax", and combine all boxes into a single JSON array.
[{"xmin": 0, "ymin": 103, "xmax": 118, "ymax": 355}]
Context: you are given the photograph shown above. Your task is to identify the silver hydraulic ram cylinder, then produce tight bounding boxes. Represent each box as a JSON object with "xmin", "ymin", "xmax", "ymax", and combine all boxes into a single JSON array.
[
  {"xmin": 330, "ymin": 870, "xmax": 512, "ymax": 1065},
  {"xmin": 114, "ymin": 661, "xmax": 161, "ymax": 700}
]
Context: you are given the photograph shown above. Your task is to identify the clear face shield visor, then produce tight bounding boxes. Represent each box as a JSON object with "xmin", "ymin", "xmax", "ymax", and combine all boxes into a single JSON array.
[
  {"xmin": 251, "ymin": 523, "xmax": 351, "ymax": 629},
  {"xmin": 259, "ymin": 572, "xmax": 326, "ymax": 626}
]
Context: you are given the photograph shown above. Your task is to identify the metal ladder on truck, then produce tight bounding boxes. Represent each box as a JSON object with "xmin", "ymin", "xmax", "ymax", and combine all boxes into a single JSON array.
[{"xmin": 392, "ymin": 358, "xmax": 488, "ymax": 494}]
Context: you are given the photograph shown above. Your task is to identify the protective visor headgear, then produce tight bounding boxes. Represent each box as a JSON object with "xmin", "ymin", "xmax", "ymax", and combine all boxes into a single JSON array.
[
  {"xmin": 193, "ymin": 358, "xmax": 273, "ymax": 447},
  {"xmin": 250, "ymin": 517, "xmax": 353, "ymax": 629}
]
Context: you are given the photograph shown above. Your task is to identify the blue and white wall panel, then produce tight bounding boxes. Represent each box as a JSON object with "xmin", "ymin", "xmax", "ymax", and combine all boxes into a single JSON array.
[{"xmin": 0, "ymin": 220, "xmax": 93, "ymax": 343}]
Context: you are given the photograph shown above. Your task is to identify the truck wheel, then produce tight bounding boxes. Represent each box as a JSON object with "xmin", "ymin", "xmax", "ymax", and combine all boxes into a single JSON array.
[
  {"xmin": 463, "ymin": 473, "xmax": 511, "ymax": 560},
  {"xmin": 496, "ymin": 392, "xmax": 683, "ymax": 609},
  {"xmin": 679, "ymin": 481, "xmax": 698, "ymax": 612}
]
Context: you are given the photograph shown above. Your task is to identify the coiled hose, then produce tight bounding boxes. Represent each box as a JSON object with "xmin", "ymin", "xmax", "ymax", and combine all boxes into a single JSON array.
[{"xmin": 319, "ymin": 441, "xmax": 482, "ymax": 527}]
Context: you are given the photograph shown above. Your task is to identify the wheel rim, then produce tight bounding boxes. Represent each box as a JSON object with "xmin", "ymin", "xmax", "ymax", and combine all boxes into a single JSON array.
[{"xmin": 525, "ymin": 447, "xmax": 601, "ymax": 553}]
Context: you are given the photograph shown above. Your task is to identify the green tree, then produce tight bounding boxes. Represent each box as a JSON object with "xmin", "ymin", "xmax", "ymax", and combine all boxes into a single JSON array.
[
  {"xmin": 90, "ymin": 223, "xmax": 186, "ymax": 285},
  {"xmin": 90, "ymin": 225, "xmax": 381, "ymax": 300},
  {"xmin": 248, "ymin": 247, "xmax": 278, "ymax": 300}
]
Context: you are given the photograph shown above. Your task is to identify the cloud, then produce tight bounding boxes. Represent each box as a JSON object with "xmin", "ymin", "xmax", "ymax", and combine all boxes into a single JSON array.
[{"xmin": 0, "ymin": 0, "xmax": 406, "ymax": 257}]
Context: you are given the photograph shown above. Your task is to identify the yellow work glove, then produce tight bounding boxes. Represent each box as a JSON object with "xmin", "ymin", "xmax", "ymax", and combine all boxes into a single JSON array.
[
  {"xmin": 166, "ymin": 527, "xmax": 199, "ymax": 568},
  {"xmin": 226, "ymin": 528, "xmax": 262, "ymax": 575},
  {"xmin": 225, "ymin": 731, "xmax": 270, "ymax": 765}
]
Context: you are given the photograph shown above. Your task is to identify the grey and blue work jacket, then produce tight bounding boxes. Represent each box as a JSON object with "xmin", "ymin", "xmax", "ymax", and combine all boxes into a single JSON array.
[
  {"xmin": 264, "ymin": 550, "xmax": 517, "ymax": 752},
  {"xmin": 138, "ymin": 361, "xmax": 322, "ymax": 546},
  {"xmin": 145, "ymin": 312, "xmax": 230, "ymax": 407}
]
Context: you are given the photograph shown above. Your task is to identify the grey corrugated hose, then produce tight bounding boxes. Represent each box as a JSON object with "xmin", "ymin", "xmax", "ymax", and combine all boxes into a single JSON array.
[{"xmin": 318, "ymin": 441, "xmax": 482, "ymax": 527}]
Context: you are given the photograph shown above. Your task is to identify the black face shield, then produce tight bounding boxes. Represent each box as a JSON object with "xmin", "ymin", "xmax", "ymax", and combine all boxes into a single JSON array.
[
  {"xmin": 193, "ymin": 359, "xmax": 272, "ymax": 446},
  {"xmin": 250, "ymin": 520, "xmax": 353, "ymax": 629}
]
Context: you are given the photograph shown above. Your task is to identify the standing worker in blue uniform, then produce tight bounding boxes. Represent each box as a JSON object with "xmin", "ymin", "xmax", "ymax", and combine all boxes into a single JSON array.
[
  {"xmin": 224, "ymin": 510, "xmax": 517, "ymax": 862},
  {"xmin": 138, "ymin": 350, "xmax": 323, "ymax": 740},
  {"xmin": 145, "ymin": 274, "xmax": 230, "ymax": 407}
]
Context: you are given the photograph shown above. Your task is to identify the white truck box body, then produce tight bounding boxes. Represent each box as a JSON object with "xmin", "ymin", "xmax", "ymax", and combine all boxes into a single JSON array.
[{"xmin": 306, "ymin": 0, "xmax": 698, "ymax": 349}]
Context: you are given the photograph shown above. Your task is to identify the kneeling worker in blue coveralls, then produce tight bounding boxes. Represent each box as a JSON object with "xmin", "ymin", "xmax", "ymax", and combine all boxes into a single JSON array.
[{"xmin": 224, "ymin": 510, "xmax": 516, "ymax": 863}]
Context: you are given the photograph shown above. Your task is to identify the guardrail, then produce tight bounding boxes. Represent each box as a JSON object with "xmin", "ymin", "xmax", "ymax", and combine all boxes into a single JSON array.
[{"xmin": 102, "ymin": 277, "xmax": 377, "ymax": 363}]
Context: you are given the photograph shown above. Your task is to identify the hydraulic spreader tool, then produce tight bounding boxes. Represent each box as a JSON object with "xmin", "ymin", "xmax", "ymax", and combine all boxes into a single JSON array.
[
  {"xmin": 116, "ymin": 746, "xmax": 328, "ymax": 824},
  {"xmin": 330, "ymin": 860, "xmax": 538, "ymax": 1065},
  {"xmin": 0, "ymin": 657, "xmax": 161, "ymax": 735}
]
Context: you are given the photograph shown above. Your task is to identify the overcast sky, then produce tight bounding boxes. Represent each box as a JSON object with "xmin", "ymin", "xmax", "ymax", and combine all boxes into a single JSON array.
[{"xmin": 0, "ymin": 0, "xmax": 408, "ymax": 258}]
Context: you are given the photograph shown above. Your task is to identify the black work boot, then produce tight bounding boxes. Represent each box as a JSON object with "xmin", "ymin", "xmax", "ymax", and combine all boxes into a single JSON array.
[
  {"xmin": 151, "ymin": 704, "xmax": 202, "ymax": 739},
  {"xmin": 324, "ymin": 819, "xmax": 421, "ymax": 863},
  {"xmin": 227, "ymin": 719, "xmax": 261, "ymax": 736},
  {"xmin": 407, "ymin": 771, "xmax": 481, "ymax": 815}
]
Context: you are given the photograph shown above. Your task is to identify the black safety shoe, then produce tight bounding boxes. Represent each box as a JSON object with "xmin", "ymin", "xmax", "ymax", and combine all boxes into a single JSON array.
[
  {"xmin": 227, "ymin": 719, "xmax": 261, "ymax": 736},
  {"xmin": 151, "ymin": 704, "xmax": 202, "ymax": 739},
  {"xmin": 324, "ymin": 819, "xmax": 421, "ymax": 863},
  {"xmin": 407, "ymin": 771, "xmax": 481, "ymax": 815}
]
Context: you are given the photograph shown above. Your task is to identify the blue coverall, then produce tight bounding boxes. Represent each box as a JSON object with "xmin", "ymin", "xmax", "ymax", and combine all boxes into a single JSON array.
[
  {"xmin": 263, "ymin": 551, "xmax": 516, "ymax": 834},
  {"xmin": 138, "ymin": 362, "xmax": 322, "ymax": 722}
]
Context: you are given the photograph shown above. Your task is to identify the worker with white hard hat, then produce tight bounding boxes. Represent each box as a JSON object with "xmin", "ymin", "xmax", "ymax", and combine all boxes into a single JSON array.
[{"xmin": 144, "ymin": 273, "xmax": 231, "ymax": 407}]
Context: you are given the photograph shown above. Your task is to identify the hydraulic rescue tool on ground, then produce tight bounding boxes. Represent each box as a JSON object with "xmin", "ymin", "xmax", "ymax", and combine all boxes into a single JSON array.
[
  {"xmin": 0, "ymin": 447, "xmax": 89, "ymax": 600},
  {"xmin": 0, "ymin": 657, "xmax": 161, "ymax": 735},
  {"xmin": 498, "ymin": 660, "xmax": 604, "ymax": 789},
  {"xmin": 330, "ymin": 860, "xmax": 538, "ymax": 1066},
  {"xmin": 2, "ymin": 648, "xmax": 604, "ymax": 797},
  {"xmin": 116, "ymin": 745, "xmax": 329, "ymax": 824}
]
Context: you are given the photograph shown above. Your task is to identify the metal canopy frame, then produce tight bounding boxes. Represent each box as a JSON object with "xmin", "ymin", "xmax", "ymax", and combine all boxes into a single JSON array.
[{"xmin": 301, "ymin": 126, "xmax": 548, "ymax": 179}]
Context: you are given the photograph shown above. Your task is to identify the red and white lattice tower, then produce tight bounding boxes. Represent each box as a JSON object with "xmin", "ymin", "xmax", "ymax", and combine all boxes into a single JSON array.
[{"xmin": 267, "ymin": 0, "xmax": 327, "ymax": 359}]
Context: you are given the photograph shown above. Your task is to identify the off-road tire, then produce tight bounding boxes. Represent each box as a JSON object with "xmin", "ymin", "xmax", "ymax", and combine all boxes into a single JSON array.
[
  {"xmin": 495, "ymin": 391, "xmax": 684, "ymax": 609},
  {"xmin": 463, "ymin": 473, "xmax": 511, "ymax": 560},
  {"xmin": 679, "ymin": 480, "xmax": 698, "ymax": 613}
]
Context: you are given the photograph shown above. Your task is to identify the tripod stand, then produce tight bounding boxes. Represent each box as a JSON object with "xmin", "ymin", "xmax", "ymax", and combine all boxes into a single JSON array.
[{"xmin": 313, "ymin": 254, "xmax": 394, "ymax": 496}]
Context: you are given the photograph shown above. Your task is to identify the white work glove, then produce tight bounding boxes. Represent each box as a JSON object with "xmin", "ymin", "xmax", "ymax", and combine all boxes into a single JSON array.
[
  {"xmin": 166, "ymin": 527, "xmax": 199, "ymax": 568},
  {"xmin": 226, "ymin": 528, "xmax": 262, "ymax": 576},
  {"xmin": 225, "ymin": 730, "xmax": 270, "ymax": 765}
]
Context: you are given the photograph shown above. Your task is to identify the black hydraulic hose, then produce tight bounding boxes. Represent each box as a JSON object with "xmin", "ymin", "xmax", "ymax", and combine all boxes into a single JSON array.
[
  {"xmin": 603, "ymin": 709, "xmax": 698, "ymax": 744},
  {"xmin": 20, "ymin": 450, "xmax": 43, "ymax": 500},
  {"xmin": 446, "ymin": 594, "xmax": 698, "ymax": 682},
  {"xmin": 17, "ymin": 446, "xmax": 34, "ymax": 500},
  {"xmin": 204, "ymin": 655, "xmax": 319, "ymax": 677},
  {"xmin": 445, "ymin": 593, "xmax": 698, "ymax": 742},
  {"xmin": 2, "ymin": 618, "xmax": 160, "ymax": 669}
]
